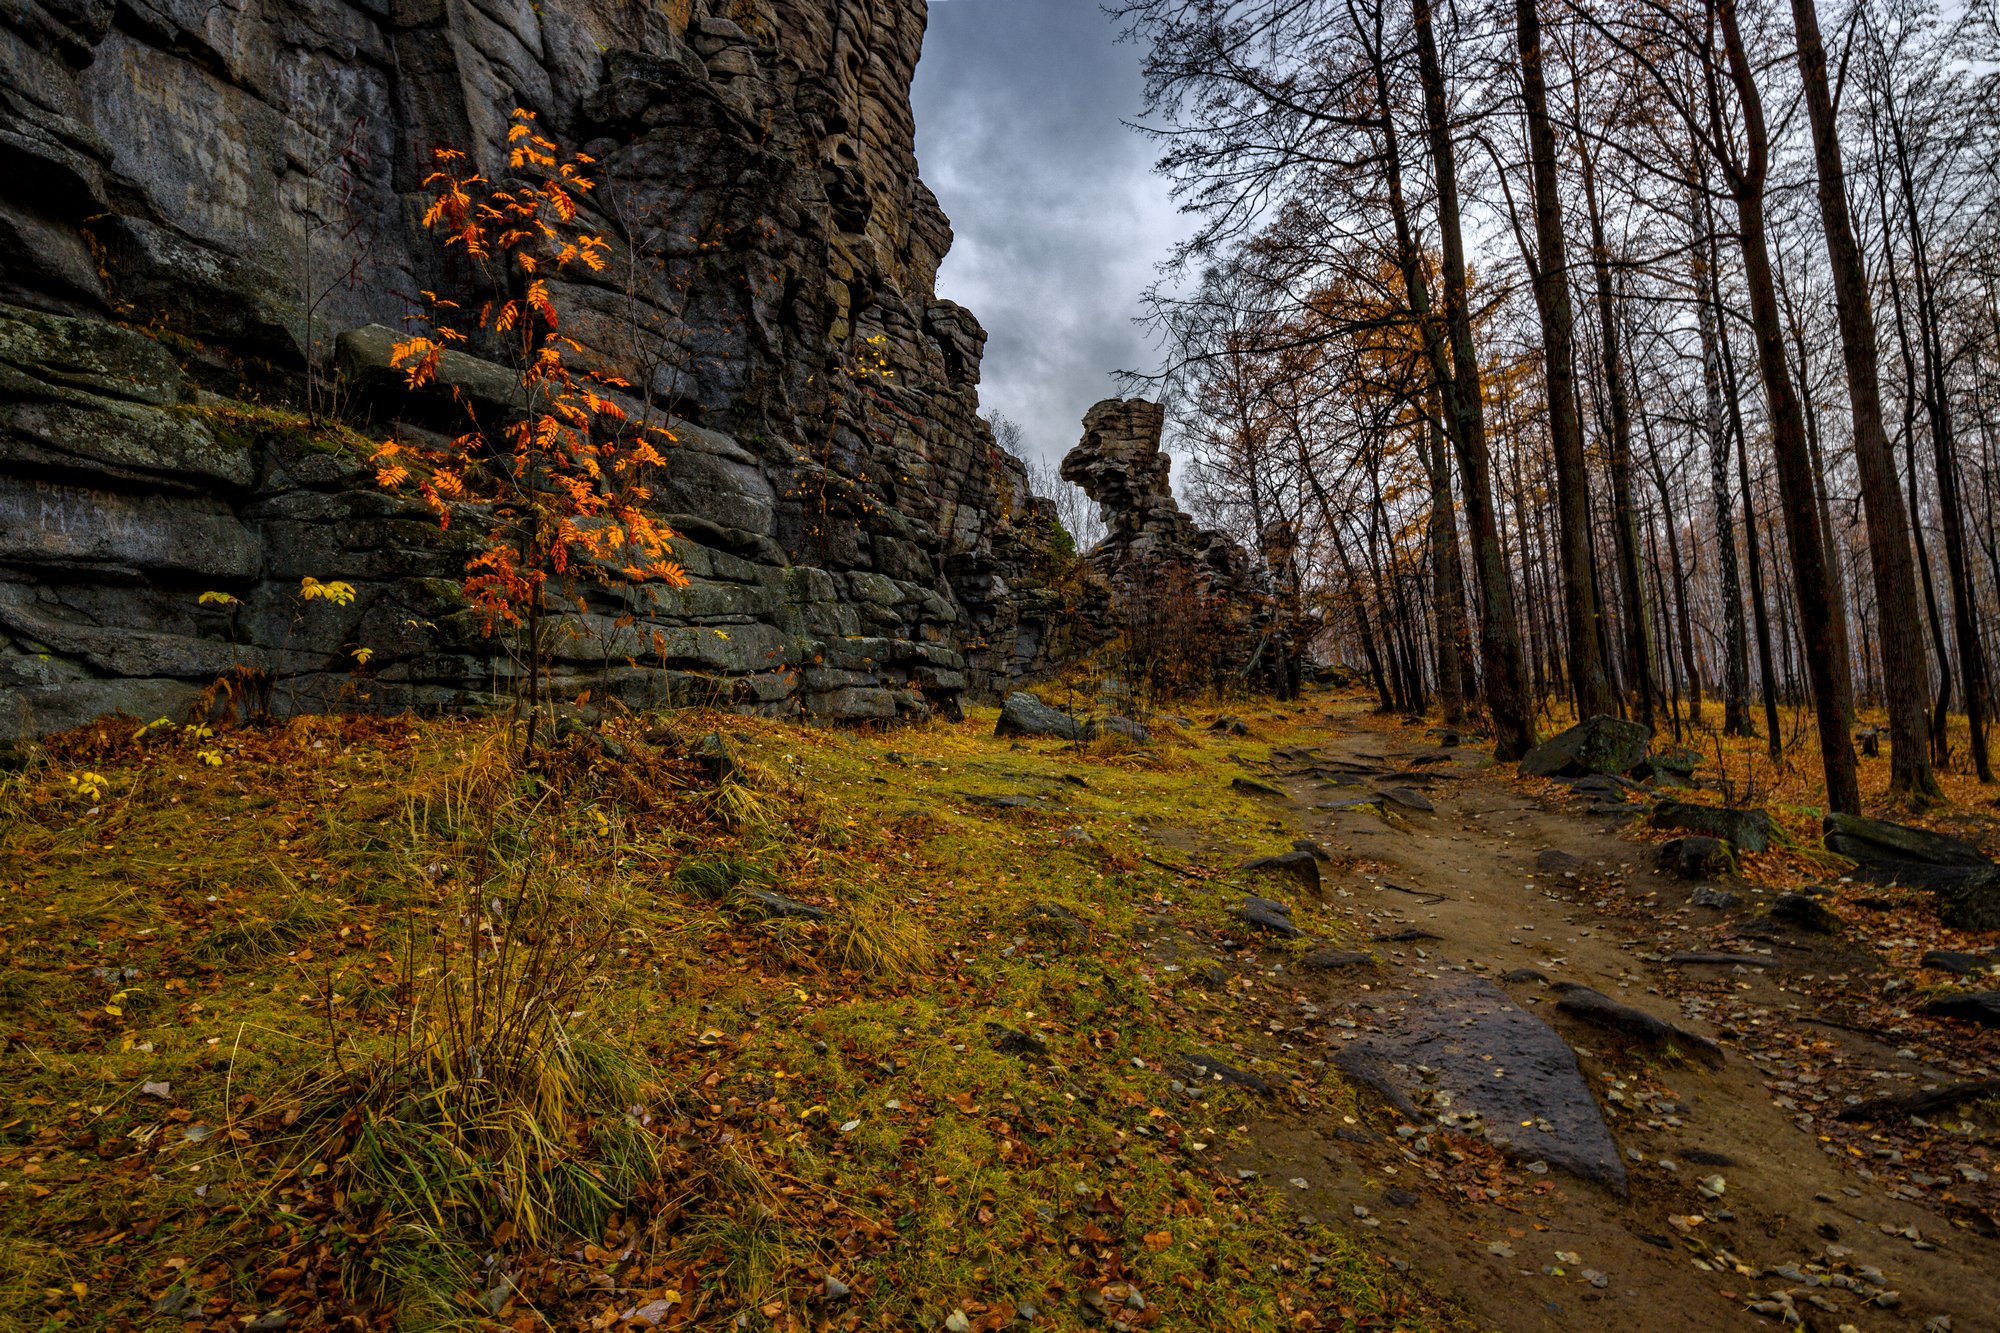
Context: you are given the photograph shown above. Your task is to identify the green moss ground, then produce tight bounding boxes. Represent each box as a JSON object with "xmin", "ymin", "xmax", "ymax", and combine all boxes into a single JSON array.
[{"xmin": 0, "ymin": 700, "xmax": 1454, "ymax": 1331}]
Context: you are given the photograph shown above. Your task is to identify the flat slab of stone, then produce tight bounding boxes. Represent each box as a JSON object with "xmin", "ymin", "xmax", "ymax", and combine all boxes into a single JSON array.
[
  {"xmin": 1335, "ymin": 977, "xmax": 1628, "ymax": 1195},
  {"xmin": 1230, "ymin": 777, "xmax": 1286, "ymax": 798},
  {"xmin": 1372, "ymin": 927, "xmax": 1441, "ymax": 943},
  {"xmin": 1667, "ymin": 952, "xmax": 1771, "ymax": 967},
  {"xmin": 1552, "ymin": 984, "xmax": 1724, "ymax": 1066},
  {"xmin": 1375, "ymin": 786, "xmax": 1435, "ymax": 812},
  {"xmin": 1299, "ymin": 948, "xmax": 1372, "ymax": 971},
  {"xmin": 1823, "ymin": 811, "xmax": 1990, "ymax": 868}
]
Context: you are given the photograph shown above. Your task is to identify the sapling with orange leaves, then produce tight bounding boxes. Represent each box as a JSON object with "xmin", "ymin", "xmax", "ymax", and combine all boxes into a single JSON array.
[{"xmin": 373, "ymin": 109, "xmax": 687, "ymax": 758}]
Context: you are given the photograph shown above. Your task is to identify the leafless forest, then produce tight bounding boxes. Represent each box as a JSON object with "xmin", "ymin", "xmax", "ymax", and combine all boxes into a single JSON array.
[{"xmin": 1096, "ymin": 0, "xmax": 2000, "ymax": 812}]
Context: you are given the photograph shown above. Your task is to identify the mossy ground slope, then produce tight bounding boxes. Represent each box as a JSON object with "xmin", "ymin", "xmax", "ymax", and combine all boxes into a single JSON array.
[{"xmin": 0, "ymin": 697, "xmax": 1453, "ymax": 1331}]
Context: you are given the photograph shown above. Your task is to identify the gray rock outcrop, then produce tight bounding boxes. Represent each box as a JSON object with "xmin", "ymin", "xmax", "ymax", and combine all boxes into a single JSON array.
[
  {"xmin": 1518, "ymin": 714, "xmax": 1651, "ymax": 778},
  {"xmin": 1060, "ymin": 399, "xmax": 1279, "ymax": 684},
  {"xmin": 0, "ymin": 0, "xmax": 1078, "ymax": 735}
]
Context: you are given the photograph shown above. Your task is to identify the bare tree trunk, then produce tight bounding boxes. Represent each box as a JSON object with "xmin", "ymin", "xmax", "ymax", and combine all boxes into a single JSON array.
[
  {"xmin": 1413, "ymin": 0, "xmax": 1536, "ymax": 759},
  {"xmin": 1581, "ymin": 148, "xmax": 1659, "ymax": 730},
  {"xmin": 1713, "ymin": 0, "xmax": 1861, "ymax": 812},
  {"xmin": 1693, "ymin": 180, "xmax": 1754, "ymax": 735},
  {"xmin": 1711, "ymin": 222, "xmax": 1783, "ymax": 750},
  {"xmin": 1875, "ymin": 176, "xmax": 1955, "ymax": 764},
  {"xmin": 1422, "ymin": 412, "xmax": 1471, "ymax": 725},
  {"xmin": 1514, "ymin": 0, "xmax": 1616, "ymax": 719},
  {"xmin": 1879, "ymin": 67, "xmax": 1993, "ymax": 781}
]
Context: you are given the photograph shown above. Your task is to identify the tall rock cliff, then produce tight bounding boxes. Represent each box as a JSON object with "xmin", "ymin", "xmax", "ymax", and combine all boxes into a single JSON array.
[{"xmin": 0, "ymin": 0, "xmax": 1073, "ymax": 735}]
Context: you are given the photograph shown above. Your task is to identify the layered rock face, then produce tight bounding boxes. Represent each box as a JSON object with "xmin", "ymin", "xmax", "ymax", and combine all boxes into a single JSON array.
[
  {"xmin": 0, "ymin": 0, "xmax": 1069, "ymax": 735},
  {"xmin": 1060, "ymin": 398, "xmax": 1270, "ymax": 677}
]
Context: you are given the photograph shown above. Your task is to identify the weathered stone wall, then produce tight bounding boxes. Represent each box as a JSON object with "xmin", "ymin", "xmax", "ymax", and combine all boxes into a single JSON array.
[{"xmin": 0, "ymin": 0, "xmax": 1073, "ymax": 735}]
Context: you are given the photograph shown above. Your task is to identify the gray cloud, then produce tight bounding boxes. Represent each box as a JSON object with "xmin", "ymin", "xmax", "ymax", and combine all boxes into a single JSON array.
[{"xmin": 911, "ymin": 0, "xmax": 1186, "ymax": 467}]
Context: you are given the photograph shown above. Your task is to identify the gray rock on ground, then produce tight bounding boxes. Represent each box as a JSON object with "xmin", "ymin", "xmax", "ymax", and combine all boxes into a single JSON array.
[
  {"xmin": 1919, "ymin": 950, "xmax": 1991, "ymax": 976},
  {"xmin": 1536, "ymin": 849, "xmax": 1590, "ymax": 876},
  {"xmin": 1920, "ymin": 992, "xmax": 2000, "ymax": 1029},
  {"xmin": 1299, "ymin": 948, "xmax": 1372, "ymax": 971},
  {"xmin": 1823, "ymin": 812, "xmax": 2000, "ymax": 931},
  {"xmin": 1771, "ymin": 891, "xmax": 1842, "ymax": 934},
  {"xmin": 1244, "ymin": 849, "xmax": 1321, "ymax": 895},
  {"xmin": 1375, "ymin": 785, "xmax": 1435, "ymax": 812},
  {"xmin": 1552, "ymin": 984, "xmax": 1724, "ymax": 1066},
  {"xmin": 995, "ymin": 692, "xmax": 1091, "ymax": 741},
  {"xmin": 1181, "ymin": 1053, "xmax": 1274, "ymax": 1093},
  {"xmin": 1235, "ymin": 896, "xmax": 1301, "ymax": 938},
  {"xmin": 737, "ymin": 887, "xmax": 830, "ymax": 922},
  {"xmin": 1650, "ymin": 801, "xmax": 1777, "ymax": 853},
  {"xmin": 1824, "ymin": 811, "xmax": 1991, "ymax": 867},
  {"xmin": 1336, "ymin": 977, "xmax": 1628, "ymax": 1195},
  {"xmin": 1518, "ymin": 714, "xmax": 1652, "ymax": 779},
  {"xmin": 1657, "ymin": 835, "xmax": 1736, "ymax": 880}
]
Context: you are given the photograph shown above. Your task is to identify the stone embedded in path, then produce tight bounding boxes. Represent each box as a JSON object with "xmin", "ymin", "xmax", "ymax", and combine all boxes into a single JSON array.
[
  {"xmin": 1299, "ymin": 948, "xmax": 1372, "ymax": 971},
  {"xmin": 1245, "ymin": 849, "xmax": 1321, "ymax": 895},
  {"xmin": 1920, "ymin": 991, "xmax": 2000, "ymax": 1029},
  {"xmin": 1501, "ymin": 968, "xmax": 1548, "ymax": 984},
  {"xmin": 1518, "ymin": 714, "xmax": 1651, "ymax": 779},
  {"xmin": 1235, "ymin": 896, "xmax": 1300, "ymax": 938},
  {"xmin": 1536, "ymin": 849, "xmax": 1590, "ymax": 876},
  {"xmin": 1771, "ymin": 891, "xmax": 1842, "ymax": 934},
  {"xmin": 1230, "ymin": 776, "xmax": 1286, "ymax": 798},
  {"xmin": 1689, "ymin": 885, "xmax": 1741, "ymax": 910},
  {"xmin": 1649, "ymin": 801, "xmax": 1776, "ymax": 853},
  {"xmin": 1372, "ymin": 927, "xmax": 1442, "ymax": 943},
  {"xmin": 1374, "ymin": 785, "xmax": 1435, "ymax": 812},
  {"xmin": 995, "ymin": 692, "xmax": 1090, "ymax": 741},
  {"xmin": 1667, "ymin": 952, "xmax": 1771, "ymax": 967},
  {"xmin": 1567, "ymin": 774, "xmax": 1631, "ymax": 803},
  {"xmin": 1657, "ymin": 835, "xmax": 1736, "ymax": 880},
  {"xmin": 1335, "ymin": 976, "xmax": 1628, "ymax": 1195},
  {"xmin": 1552, "ymin": 984, "xmax": 1724, "ymax": 1067}
]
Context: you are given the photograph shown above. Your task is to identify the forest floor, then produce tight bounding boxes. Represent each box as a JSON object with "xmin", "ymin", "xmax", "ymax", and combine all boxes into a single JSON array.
[{"xmin": 0, "ymin": 690, "xmax": 1996, "ymax": 1331}]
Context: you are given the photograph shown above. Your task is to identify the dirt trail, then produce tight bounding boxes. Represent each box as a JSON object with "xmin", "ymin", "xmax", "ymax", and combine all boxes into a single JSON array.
[{"xmin": 1223, "ymin": 702, "xmax": 2000, "ymax": 1332}]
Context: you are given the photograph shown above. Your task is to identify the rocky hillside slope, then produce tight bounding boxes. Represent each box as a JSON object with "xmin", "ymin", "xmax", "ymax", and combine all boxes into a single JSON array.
[{"xmin": 0, "ymin": 0, "xmax": 1075, "ymax": 735}]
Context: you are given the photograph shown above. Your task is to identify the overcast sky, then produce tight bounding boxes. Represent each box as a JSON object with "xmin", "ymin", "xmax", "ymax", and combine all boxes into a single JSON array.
[{"xmin": 911, "ymin": 0, "xmax": 1185, "ymax": 468}]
